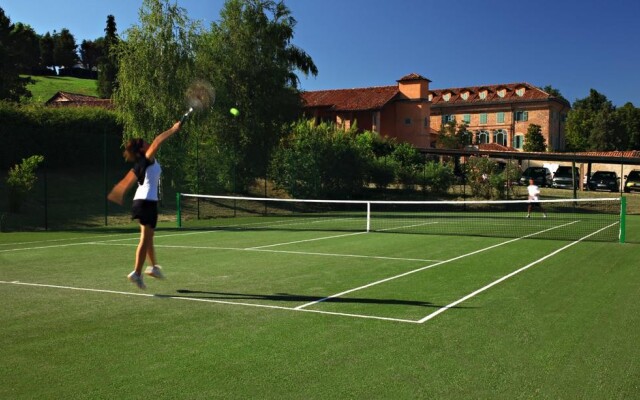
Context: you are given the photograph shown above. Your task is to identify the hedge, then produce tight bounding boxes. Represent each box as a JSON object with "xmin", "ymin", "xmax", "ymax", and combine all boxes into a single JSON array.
[{"xmin": 0, "ymin": 102, "xmax": 123, "ymax": 170}]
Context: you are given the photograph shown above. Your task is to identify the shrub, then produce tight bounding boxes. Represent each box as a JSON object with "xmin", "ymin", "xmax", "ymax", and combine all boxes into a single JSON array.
[
  {"xmin": 421, "ymin": 161, "xmax": 456, "ymax": 195},
  {"xmin": 368, "ymin": 157, "xmax": 397, "ymax": 189},
  {"xmin": 465, "ymin": 156, "xmax": 498, "ymax": 199},
  {"xmin": 270, "ymin": 120, "xmax": 369, "ymax": 199},
  {"xmin": 6, "ymin": 155, "xmax": 44, "ymax": 212}
]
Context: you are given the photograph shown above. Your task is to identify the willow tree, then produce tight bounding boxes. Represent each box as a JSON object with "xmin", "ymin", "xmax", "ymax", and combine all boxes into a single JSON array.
[
  {"xmin": 196, "ymin": 0, "xmax": 317, "ymax": 191},
  {"xmin": 114, "ymin": 0, "xmax": 201, "ymax": 192}
]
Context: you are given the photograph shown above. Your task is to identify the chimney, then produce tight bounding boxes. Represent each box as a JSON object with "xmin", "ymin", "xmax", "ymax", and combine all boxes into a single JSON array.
[{"xmin": 397, "ymin": 73, "xmax": 431, "ymax": 99}]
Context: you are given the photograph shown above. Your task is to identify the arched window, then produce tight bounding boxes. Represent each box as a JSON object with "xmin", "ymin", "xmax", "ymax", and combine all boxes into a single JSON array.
[
  {"xmin": 493, "ymin": 129, "xmax": 507, "ymax": 146},
  {"xmin": 462, "ymin": 131, "xmax": 472, "ymax": 146},
  {"xmin": 477, "ymin": 130, "xmax": 489, "ymax": 144}
]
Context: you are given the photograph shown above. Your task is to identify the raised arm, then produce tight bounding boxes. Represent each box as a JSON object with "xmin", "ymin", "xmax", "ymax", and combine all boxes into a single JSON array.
[{"xmin": 145, "ymin": 121, "xmax": 182, "ymax": 160}]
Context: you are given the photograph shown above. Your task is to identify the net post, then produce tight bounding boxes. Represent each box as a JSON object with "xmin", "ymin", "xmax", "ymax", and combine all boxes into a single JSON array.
[
  {"xmin": 619, "ymin": 196, "xmax": 626, "ymax": 244},
  {"xmin": 176, "ymin": 193, "xmax": 182, "ymax": 228},
  {"xmin": 366, "ymin": 202, "xmax": 371, "ymax": 233}
]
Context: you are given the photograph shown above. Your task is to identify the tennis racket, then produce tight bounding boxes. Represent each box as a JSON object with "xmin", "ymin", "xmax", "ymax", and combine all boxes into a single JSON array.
[{"xmin": 180, "ymin": 79, "xmax": 215, "ymax": 124}]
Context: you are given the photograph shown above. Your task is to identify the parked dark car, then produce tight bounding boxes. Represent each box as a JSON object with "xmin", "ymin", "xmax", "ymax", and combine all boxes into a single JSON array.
[
  {"xmin": 623, "ymin": 170, "xmax": 640, "ymax": 193},
  {"xmin": 519, "ymin": 167, "xmax": 552, "ymax": 187},
  {"xmin": 552, "ymin": 166, "xmax": 580, "ymax": 189},
  {"xmin": 588, "ymin": 171, "xmax": 619, "ymax": 192}
]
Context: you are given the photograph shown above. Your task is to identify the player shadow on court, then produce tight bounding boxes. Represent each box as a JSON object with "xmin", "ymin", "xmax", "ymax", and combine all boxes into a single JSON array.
[{"xmin": 156, "ymin": 289, "xmax": 472, "ymax": 309}]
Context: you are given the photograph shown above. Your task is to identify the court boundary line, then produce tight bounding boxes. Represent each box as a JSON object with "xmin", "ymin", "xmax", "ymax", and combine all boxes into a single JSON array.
[
  {"xmin": 0, "ymin": 280, "xmax": 419, "ymax": 324},
  {"xmin": 92, "ymin": 242, "xmax": 444, "ymax": 263},
  {"xmin": 0, "ymin": 232, "xmax": 139, "ymax": 247},
  {"xmin": 246, "ymin": 231, "xmax": 368, "ymax": 249},
  {"xmin": 0, "ymin": 228, "xmax": 230, "ymax": 253},
  {"xmin": 294, "ymin": 220, "xmax": 581, "ymax": 310},
  {"xmin": 417, "ymin": 221, "xmax": 619, "ymax": 323}
]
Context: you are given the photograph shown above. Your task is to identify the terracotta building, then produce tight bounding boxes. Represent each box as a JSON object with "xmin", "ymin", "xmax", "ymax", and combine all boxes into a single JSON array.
[{"xmin": 301, "ymin": 73, "xmax": 570, "ymax": 151}]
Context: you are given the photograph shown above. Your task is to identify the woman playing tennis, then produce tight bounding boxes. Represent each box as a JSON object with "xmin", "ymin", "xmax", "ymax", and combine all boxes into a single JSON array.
[{"xmin": 107, "ymin": 121, "xmax": 182, "ymax": 289}]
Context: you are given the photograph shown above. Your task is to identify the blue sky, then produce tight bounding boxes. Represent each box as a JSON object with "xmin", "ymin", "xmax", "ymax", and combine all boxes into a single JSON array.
[{"xmin": 3, "ymin": 0, "xmax": 640, "ymax": 106}]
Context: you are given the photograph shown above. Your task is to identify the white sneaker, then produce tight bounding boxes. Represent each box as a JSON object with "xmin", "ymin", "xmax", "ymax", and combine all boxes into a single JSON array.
[
  {"xmin": 145, "ymin": 265, "xmax": 165, "ymax": 279},
  {"xmin": 128, "ymin": 271, "xmax": 146, "ymax": 289}
]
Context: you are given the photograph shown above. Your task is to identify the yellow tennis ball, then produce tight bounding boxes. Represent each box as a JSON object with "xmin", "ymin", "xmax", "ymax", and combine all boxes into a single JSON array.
[{"xmin": 230, "ymin": 107, "xmax": 240, "ymax": 117}]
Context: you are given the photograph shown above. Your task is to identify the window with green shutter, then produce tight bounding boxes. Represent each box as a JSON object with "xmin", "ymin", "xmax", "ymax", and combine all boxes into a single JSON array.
[
  {"xmin": 497, "ymin": 112, "xmax": 505, "ymax": 124},
  {"xmin": 480, "ymin": 113, "xmax": 487, "ymax": 124},
  {"xmin": 515, "ymin": 111, "xmax": 528, "ymax": 121},
  {"xmin": 514, "ymin": 134, "xmax": 524, "ymax": 149}
]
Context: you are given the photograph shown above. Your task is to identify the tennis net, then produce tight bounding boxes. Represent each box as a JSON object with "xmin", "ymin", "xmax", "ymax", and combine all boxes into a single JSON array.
[{"xmin": 177, "ymin": 194, "xmax": 625, "ymax": 242}]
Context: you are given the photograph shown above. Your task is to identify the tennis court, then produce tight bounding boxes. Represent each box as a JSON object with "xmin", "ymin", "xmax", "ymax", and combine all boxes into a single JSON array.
[{"xmin": 1, "ymin": 198, "xmax": 638, "ymax": 398}]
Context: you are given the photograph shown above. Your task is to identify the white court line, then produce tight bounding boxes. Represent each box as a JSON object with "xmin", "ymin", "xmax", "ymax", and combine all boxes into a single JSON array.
[
  {"xmin": 0, "ymin": 232, "xmax": 139, "ymax": 247},
  {"xmin": 0, "ymin": 280, "xmax": 418, "ymax": 324},
  {"xmin": 375, "ymin": 221, "xmax": 439, "ymax": 232},
  {"xmin": 0, "ymin": 241, "xmax": 103, "ymax": 253},
  {"xmin": 248, "ymin": 248, "xmax": 442, "ymax": 263},
  {"xmin": 246, "ymin": 231, "xmax": 368, "ymax": 250},
  {"xmin": 417, "ymin": 221, "xmax": 619, "ymax": 324},
  {"xmin": 0, "ymin": 229, "xmax": 227, "ymax": 253},
  {"xmin": 295, "ymin": 220, "xmax": 581, "ymax": 310},
  {"xmin": 93, "ymin": 242, "xmax": 442, "ymax": 263}
]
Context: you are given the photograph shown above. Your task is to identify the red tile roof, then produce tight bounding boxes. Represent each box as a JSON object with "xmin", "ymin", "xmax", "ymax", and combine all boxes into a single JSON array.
[
  {"xmin": 45, "ymin": 91, "xmax": 113, "ymax": 109},
  {"xmin": 430, "ymin": 83, "xmax": 558, "ymax": 106},
  {"xmin": 476, "ymin": 143, "xmax": 518, "ymax": 152},
  {"xmin": 301, "ymin": 79, "xmax": 568, "ymax": 112},
  {"xmin": 301, "ymin": 86, "xmax": 399, "ymax": 111},
  {"xmin": 574, "ymin": 150, "xmax": 640, "ymax": 158}
]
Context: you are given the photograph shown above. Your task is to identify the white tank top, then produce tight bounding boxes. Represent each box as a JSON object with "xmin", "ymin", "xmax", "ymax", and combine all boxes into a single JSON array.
[{"xmin": 133, "ymin": 160, "xmax": 162, "ymax": 201}]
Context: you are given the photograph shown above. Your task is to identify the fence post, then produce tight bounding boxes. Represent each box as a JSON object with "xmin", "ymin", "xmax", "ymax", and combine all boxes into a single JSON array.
[
  {"xmin": 104, "ymin": 128, "xmax": 108, "ymax": 226},
  {"xmin": 176, "ymin": 192, "xmax": 181, "ymax": 228},
  {"xmin": 620, "ymin": 196, "xmax": 626, "ymax": 244}
]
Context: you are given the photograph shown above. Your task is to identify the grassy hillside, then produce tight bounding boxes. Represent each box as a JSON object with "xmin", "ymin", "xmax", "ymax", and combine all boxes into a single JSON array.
[{"xmin": 24, "ymin": 75, "xmax": 100, "ymax": 104}]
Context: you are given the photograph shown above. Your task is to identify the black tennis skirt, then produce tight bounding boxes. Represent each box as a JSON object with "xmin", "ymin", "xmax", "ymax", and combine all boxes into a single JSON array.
[{"xmin": 131, "ymin": 200, "xmax": 158, "ymax": 229}]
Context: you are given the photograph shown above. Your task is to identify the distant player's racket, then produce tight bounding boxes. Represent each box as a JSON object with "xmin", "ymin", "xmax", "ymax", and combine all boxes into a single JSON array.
[{"xmin": 180, "ymin": 79, "xmax": 215, "ymax": 124}]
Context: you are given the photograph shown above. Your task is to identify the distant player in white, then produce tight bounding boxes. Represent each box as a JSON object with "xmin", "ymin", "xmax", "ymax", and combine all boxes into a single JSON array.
[{"xmin": 527, "ymin": 178, "xmax": 547, "ymax": 218}]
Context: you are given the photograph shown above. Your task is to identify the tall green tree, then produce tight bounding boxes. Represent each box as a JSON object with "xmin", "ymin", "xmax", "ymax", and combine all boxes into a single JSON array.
[
  {"xmin": 573, "ymin": 89, "xmax": 614, "ymax": 113},
  {"xmin": 616, "ymin": 102, "xmax": 640, "ymax": 149},
  {"xmin": 97, "ymin": 15, "xmax": 119, "ymax": 98},
  {"xmin": 53, "ymin": 28, "xmax": 78, "ymax": 68},
  {"xmin": 564, "ymin": 108, "xmax": 592, "ymax": 151},
  {"xmin": 39, "ymin": 32, "xmax": 55, "ymax": 68},
  {"xmin": 523, "ymin": 123, "xmax": 546, "ymax": 152},
  {"xmin": 80, "ymin": 37, "xmax": 104, "ymax": 71},
  {"xmin": 564, "ymin": 89, "xmax": 629, "ymax": 151},
  {"xmin": 198, "ymin": 0, "xmax": 317, "ymax": 189},
  {"xmin": 11, "ymin": 23, "xmax": 40, "ymax": 73},
  {"xmin": 114, "ymin": 0, "xmax": 200, "ymax": 190},
  {"xmin": 0, "ymin": 7, "xmax": 32, "ymax": 101},
  {"xmin": 542, "ymin": 85, "xmax": 567, "ymax": 103}
]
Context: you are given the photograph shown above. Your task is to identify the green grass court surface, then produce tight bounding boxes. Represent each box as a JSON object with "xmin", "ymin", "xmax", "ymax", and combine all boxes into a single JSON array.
[{"xmin": 1, "ymin": 216, "xmax": 639, "ymax": 398}]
